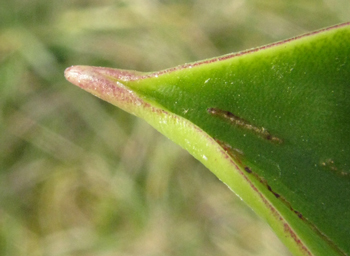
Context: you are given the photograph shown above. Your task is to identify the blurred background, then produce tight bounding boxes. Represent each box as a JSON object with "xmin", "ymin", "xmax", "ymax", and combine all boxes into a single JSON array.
[{"xmin": 0, "ymin": 0, "xmax": 348, "ymax": 255}]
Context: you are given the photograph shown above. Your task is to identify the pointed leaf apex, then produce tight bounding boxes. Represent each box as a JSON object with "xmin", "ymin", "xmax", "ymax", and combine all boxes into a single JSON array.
[{"xmin": 64, "ymin": 65, "xmax": 145, "ymax": 113}]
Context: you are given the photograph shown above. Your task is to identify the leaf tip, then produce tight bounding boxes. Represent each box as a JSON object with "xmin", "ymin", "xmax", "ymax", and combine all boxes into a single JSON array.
[{"xmin": 64, "ymin": 65, "xmax": 146, "ymax": 113}]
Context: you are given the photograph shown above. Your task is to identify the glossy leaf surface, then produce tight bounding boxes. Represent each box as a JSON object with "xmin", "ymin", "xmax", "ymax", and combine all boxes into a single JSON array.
[{"xmin": 65, "ymin": 22, "xmax": 350, "ymax": 256}]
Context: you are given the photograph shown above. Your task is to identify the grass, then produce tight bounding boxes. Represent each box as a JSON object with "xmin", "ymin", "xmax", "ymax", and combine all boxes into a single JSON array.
[{"xmin": 0, "ymin": 1, "xmax": 347, "ymax": 255}]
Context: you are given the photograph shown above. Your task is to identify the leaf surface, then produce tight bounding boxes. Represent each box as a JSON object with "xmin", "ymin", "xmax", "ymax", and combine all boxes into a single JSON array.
[{"xmin": 65, "ymin": 22, "xmax": 350, "ymax": 256}]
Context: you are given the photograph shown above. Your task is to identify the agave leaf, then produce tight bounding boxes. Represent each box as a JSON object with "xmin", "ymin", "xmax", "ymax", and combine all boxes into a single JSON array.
[{"xmin": 64, "ymin": 22, "xmax": 350, "ymax": 256}]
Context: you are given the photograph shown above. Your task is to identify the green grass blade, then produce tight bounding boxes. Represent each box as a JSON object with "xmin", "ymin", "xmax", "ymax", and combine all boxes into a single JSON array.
[{"xmin": 65, "ymin": 22, "xmax": 350, "ymax": 256}]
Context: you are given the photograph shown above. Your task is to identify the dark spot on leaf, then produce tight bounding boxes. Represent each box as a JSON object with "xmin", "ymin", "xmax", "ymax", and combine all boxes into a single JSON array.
[{"xmin": 244, "ymin": 167, "xmax": 252, "ymax": 173}]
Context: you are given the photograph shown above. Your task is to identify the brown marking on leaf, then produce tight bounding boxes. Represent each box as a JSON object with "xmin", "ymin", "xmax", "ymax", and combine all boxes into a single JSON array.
[
  {"xmin": 208, "ymin": 108, "xmax": 283, "ymax": 144},
  {"xmin": 294, "ymin": 211, "xmax": 303, "ymax": 219},
  {"xmin": 320, "ymin": 158, "xmax": 350, "ymax": 179}
]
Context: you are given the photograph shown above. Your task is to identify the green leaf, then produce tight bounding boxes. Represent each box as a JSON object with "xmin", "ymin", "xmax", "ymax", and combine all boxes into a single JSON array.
[{"xmin": 64, "ymin": 22, "xmax": 350, "ymax": 256}]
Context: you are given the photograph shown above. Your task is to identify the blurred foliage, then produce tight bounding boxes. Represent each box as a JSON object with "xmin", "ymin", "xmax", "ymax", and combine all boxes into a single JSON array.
[{"xmin": 0, "ymin": 0, "xmax": 348, "ymax": 255}]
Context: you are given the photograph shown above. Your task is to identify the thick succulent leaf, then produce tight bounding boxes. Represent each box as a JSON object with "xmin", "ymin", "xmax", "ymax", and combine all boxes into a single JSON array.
[{"xmin": 65, "ymin": 22, "xmax": 350, "ymax": 256}]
